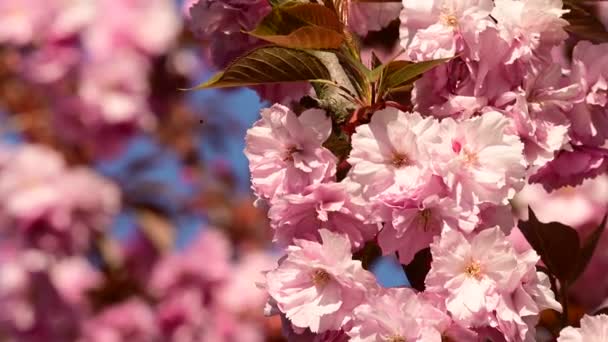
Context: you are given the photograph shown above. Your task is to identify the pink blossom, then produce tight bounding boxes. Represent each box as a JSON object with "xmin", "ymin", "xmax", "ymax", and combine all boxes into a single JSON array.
[
  {"xmin": 399, "ymin": 0, "xmax": 494, "ymax": 60},
  {"xmin": 0, "ymin": 0, "xmax": 51, "ymax": 44},
  {"xmin": 426, "ymin": 227, "xmax": 560, "ymax": 340},
  {"xmin": 0, "ymin": 145, "xmax": 120, "ymax": 255},
  {"xmin": 218, "ymin": 251, "xmax": 277, "ymax": 315},
  {"xmin": 150, "ymin": 229, "xmax": 232, "ymax": 296},
  {"xmin": 268, "ymin": 182, "xmax": 378, "ymax": 251},
  {"xmin": 349, "ymin": 3, "xmax": 402, "ymax": 36},
  {"xmin": 558, "ymin": 314, "xmax": 608, "ymax": 342},
  {"xmin": 347, "ymin": 287, "xmax": 450, "ymax": 342},
  {"xmin": 491, "ymin": 0, "xmax": 569, "ymax": 63},
  {"xmin": 514, "ymin": 176, "xmax": 608, "ymax": 229},
  {"xmin": 529, "ymin": 146, "xmax": 608, "ymax": 191},
  {"xmin": 374, "ymin": 176, "xmax": 478, "ymax": 264},
  {"xmin": 499, "ymin": 63, "xmax": 578, "ymax": 169},
  {"xmin": 245, "ymin": 105, "xmax": 337, "ymax": 202},
  {"xmin": 80, "ymin": 299, "xmax": 160, "ymax": 342},
  {"xmin": 430, "ymin": 111, "xmax": 526, "ymax": 206},
  {"xmin": 83, "ymin": 0, "xmax": 181, "ymax": 58},
  {"xmin": 347, "ymin": 108, "xmax": 439, "ymax": 199},
  {"xmin": 266, "ymin": 230, "xmax": 378, "ymax": 333},
  {"xmin": 188, "ymin": 0, "xmax": 270, "ymax": 68},
  {"xmin": 0, "ymin": 249, "xmax": 98, "ymax": 341},
  {"xmin": 568, "ymin": 41, "xmax": 608, "ymax": 146}
]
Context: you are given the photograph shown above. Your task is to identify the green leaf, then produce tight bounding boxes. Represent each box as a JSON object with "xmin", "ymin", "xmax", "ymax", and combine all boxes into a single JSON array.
[
  {"xmin": 379, "ymin": 58, "xmax": 451, "ymax": 94},
  {"xmin": 192, "ymin": 46, "xmax": 332, "ymax": 89},
  {"xmin": 336, "ymin": 51, "xmax": 371, "ymax": 103},
  {"xmin": 570, "ymin": 213, "xmax": 608, "ymax": 283},
  {"xmin": 249, "ymin": 3, "xmax": 344, "ymax": 49},
  {"xmin": 563, "ymin": 0, "xmax": 608, "ymax": 43},
  {"xmin": 518, "ymin": 207, "xmax": 581, "ymax": 282}
]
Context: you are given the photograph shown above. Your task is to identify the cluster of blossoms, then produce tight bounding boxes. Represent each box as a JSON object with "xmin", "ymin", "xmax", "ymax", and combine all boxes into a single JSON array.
[
  {"xmin": 180, "ymin": 0, "xmax": 608, "ymax": 340},
  {"xmin": 0, "ymin": 0, "xmax": 181, "ymax": 153},
  {"xmin": 0, "ymin": 222, "xmax": 277, "ymax": 341}
]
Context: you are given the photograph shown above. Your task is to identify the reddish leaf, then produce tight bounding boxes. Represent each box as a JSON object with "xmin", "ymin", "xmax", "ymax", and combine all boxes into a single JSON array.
[
  {"xmin": 192, "ymin": 46, "xmax": 332, "ymax": 89},
  {"xmin": 404, "ymin": 247, "xmax": 432, "ymax": 291},
  {"xmin": 518, "ymin": 207, "xmax": 581, "ymax": 282},
  {"xmin": 249, "ymin": 3, "xmax": 345, "ymax": 49},
  {"xmin": 570, "ymin": 213, "xmax": 608, "ymax": 282}
]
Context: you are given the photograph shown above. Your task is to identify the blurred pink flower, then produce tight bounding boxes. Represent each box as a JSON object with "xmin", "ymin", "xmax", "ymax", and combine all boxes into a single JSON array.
[
  {"xmin": 349, "ymin": 3, "xmax": 402, "ymax": 36},
  {"xmin": 83, "ymin": 0, "xmax": 181, "ymax": 58},
  {"xmin": 558, "ymin": 314, "xmax": 608, "ymax": 342},
  {"xmin": 529, "ymin": 146, "xmax": 608, "ymax": 191},
  {"xmin": 80, "ymin": 299, "xmax": 160, "ymax": 342},
  {"xmin": 188, "ymin": 0, "xmax": 270, "ymax": 68},
  {"xmin": 568, "ymin": 41, "xmax": 608, "ymax": 147},
  {"xmin": 0, "ymin": 144, "xmax": 120, "ymax": 255}
]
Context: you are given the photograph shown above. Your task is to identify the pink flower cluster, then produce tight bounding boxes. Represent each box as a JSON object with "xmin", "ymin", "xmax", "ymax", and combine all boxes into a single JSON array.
[
  {"xmin": 0, "ymin": 0, "xmax": 181, "ymax": 153},
  {"xmin": 0, "ymin": 144, "xmax": 120, "ymax": 256},
  {"xmin": 0, "ymin": 226, "xmax": 278, "ymax": 341},
  {"xmin": 239, "ymin": 1, "xmax": 608, "ymax": 340}
]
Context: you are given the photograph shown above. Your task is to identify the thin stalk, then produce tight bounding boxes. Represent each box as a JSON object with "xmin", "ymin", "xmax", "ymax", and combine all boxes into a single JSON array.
[{"xmin": 560, "ymin": 281, "xmax": 570, "ymax": 327}]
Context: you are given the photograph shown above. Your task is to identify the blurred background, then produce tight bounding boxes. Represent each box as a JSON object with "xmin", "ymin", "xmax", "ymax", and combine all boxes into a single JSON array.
[{"xmin": 1, "ymin": 0, "xmax": 607, "ymax": 341}]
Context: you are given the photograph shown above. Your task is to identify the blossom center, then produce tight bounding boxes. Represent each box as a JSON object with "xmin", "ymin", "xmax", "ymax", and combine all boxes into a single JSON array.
[
  {"xmin": 386, "ymin": 335, "xmax": 406, "ymax": 342},
  {"xmin": 283, "ymin": 145, "xmax": 302, "ymax": 162},
  {"xmin": 418, "ymin": 209, "xmax": 432, "ymax": 232},
  {"xmin": 311, "ymin": 269, "xmax": 331, "ymax": 287},
  {"xmin": 461, "ymin": 148, "xmax": 478, "ymax": 166},
  {"xmin": 441, "ymin": 14, "xmax": 458, "ymax": 27},
  {"xmin": 391, "ymin": 153, "xmax": 411, "ymax": 168},
  {"xmin": 464, "ymin": 260, "xmax": 483, "ymax": 279}
]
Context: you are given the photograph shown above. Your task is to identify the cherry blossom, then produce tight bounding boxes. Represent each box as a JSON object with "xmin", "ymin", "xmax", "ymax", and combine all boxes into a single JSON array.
[
  {"xmin": 245, "ymin": 104, "xmax": 337, "ymax": 202},
  {"xmin": 266, "ymin": 230, "xmax": 378, "ymax": 333}
]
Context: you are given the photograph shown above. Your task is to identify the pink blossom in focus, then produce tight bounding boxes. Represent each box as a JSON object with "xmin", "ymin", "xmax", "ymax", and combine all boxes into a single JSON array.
[
  {"xmin": 268, "ymin": 182, "xmax": 378, "ymax": 251},
  {"xmin": 347, "ymin": 287, "xmax": 450, "ymax": 342},
  {"xmin": 430, "ymin": 111, "xmax": 526, "ymax": 206},
  {"xmin": 266, "ymin": 230, "xmax": 378, "ymax": 333},
  {"xmin": 491, "ymin": 0, "xmax": 569, "ymax": 64},
  {"xmin": 399, "ymin": 0, "xmax": 494, "ymax": 60},
  {"xmin": 347, "ymin": 108, "xmax": 439, "ymax": 200},
  {"xmin": 426, "ymin": 227, "xmax": 560, "ymax": 340},
  {"xmin": 374, "ymin": 176, "xmax": 478, "ymax": 264},
  {"xmin": 558, "ymin": 314, "xmax": 608, "ymax": 342},
  {"xmin": 245, "ymin": 105, "xmax": 337, "ymax": 202}
]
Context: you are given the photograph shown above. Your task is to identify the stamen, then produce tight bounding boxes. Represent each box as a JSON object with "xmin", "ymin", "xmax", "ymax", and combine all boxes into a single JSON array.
[
  {"xmin": 464, "ymin": 260, "xmax": 483, "ymax": 280},
  {"xmin": 311, "ymin": 269, "xmax": 331, "ymax": 287},
  {"xmin": 387, "ymin": 335, "xmax": 406, "ymax": 342},
  {"xmin": 391, "ymin": 153, "xmax": 410, "ymax": 168}
]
